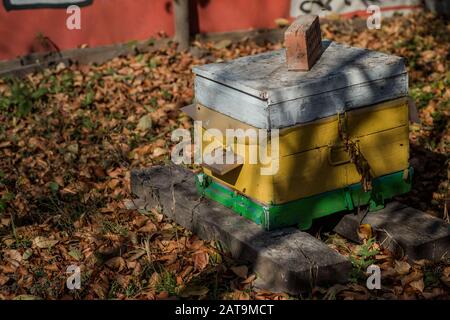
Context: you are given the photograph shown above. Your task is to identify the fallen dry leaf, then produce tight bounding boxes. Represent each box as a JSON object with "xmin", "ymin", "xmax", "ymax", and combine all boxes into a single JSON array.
[
  {"xmin": 422, "ymin": 287, "xmax": 446, "ymax": 299},
  {"xmin": 5, "ymin": 249, "xmax": 22, "ymax": 264},
  {"xmin": 241, "ymin": 274, "xmax": 256, "ymax": 284},
  {"xmin": 152, "ymin": 147, "xmax": 167, "ymax": 158},
  {"xmin": 357, "ymin": 224, "xmax": 373, "ymax": 241},
  {"xmin": 0, "ymin": 11, "xmax": 449, "ymax": 301},
  {"xmin": 394, "ymin": 260, "xmax": 411, "ymax": 275},
  {"xmin": 32, "ymin": 237, "xmax": 59, "ymax": 249},
  {"xmin": 442, "ymin": 266, "xmax": 450, "ymax": 278},
  {"xmin": 214, "ymin": 39, "xmax": 232, "ymax": 50},
  {"xmin": 440, "ymin": 276, "xmax": 450, "ymax": 288},
  {"xmin": 274, "ymin": 18, "xmax": 290, "ymax": 28},
  {"xmin": 409, "ymin": 278, "xmax": 425, "ymax": 293},
  {"xmin": 14, "ymin": 295, "xmax": 42, "ymax": 300},
  {"xmin": 401, "ymin": 270, "xmax": 423, "ymax": 287},
  {"xmin": 105, "ymin": 257, "xmax": 126, "ymax": 272},
  {"xmin": 138, "ymin": 221, "xmax": 157, "ymax": 233},
  {"xmin": 180, "ymin": 285, "xmax": 209, "ymax": 298},
  {"xmin": 156, "ymin": 291, "xmax": 169, "ymax": 300},
  {"xmin": 0, "ymin": 275, "xmax": 9, "ymax": 286},
  {"xmin": 192, "ymin": 250, "xmax": 209, "ymax": 271},
  {"xmin": 136, "ymin": 115, "xmax": 153, "ymax": 131},
  {"xmin": 231, "ymin": 265, "xmax": 248, "ymax": 279}
]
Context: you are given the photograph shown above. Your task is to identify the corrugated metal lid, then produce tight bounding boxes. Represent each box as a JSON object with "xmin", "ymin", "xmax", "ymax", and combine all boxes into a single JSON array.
[{"xmin": 192, "ymin": 40, "xmax": 407, "ymax": 105}]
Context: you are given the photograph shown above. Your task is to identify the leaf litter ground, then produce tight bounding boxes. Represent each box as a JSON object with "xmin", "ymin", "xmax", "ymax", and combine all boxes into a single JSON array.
[{"xmin": 0, "ymin": 12, "xmax": 449, "ymax": 300}]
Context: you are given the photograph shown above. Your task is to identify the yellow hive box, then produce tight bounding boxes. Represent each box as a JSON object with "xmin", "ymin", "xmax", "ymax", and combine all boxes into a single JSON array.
[
  {"xmin": 188, "ymin": 41, "xmax": 411, "ymax": 230},
  {"xmin": 195, "ymin": 97, "xmax": 409, "ymax": 206}
]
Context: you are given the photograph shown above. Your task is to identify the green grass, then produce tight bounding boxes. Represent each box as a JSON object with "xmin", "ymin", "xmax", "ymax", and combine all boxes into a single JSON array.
[
  {"xmin": 349, "ymin": 238, "xmax": 380, "ymax": 283},
  {"xmin": 107, "ymin": 279, "xmax": 141, "ymax": 299},
  {"xmin": 0, "ymin": 77, "xmax": 48, "ymax": 117},
  {"xmin": 155, "ymin": 271, "xmax": 178, "ymax": 296},
  {"xmin": 424, "ymin": 264, "xmax": 444, "ymax": 288},
  {"xmin": 0, "ymin": 192, "xmax": 14, "ymax": 213},
  {"xmin": 410, "ymin": 87, "xmax": 434, "ymax": 109},
  {"xmin": 101, "ymin": 220, "xmax": 128, "ymax": 237},
  {"xmin": 33, "ymin": 193, "xmax": 104, "ymax": 233},
  {"xmin": 108, "ymin": 281, "xmax": 122, "ymax": 299}
]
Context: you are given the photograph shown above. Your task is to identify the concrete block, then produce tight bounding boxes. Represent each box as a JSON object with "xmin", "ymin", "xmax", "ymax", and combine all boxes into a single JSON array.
[
  {"xmin": 334, "ymin": 202, "xmax": 450, "ymax": 262},
  {"xmin": 131, "ymin": 165, "xmax": 352, "ymax": 294}
]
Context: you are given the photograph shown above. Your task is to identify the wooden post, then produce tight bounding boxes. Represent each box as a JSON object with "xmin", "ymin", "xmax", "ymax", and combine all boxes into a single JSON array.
[{"xmin": 173, "ymin": 0, "xmax": 190, "ymax": 51}]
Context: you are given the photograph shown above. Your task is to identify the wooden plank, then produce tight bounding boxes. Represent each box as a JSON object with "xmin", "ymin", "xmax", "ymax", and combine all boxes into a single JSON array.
[
  {"xmin": 268, "ymin": 76, "xmax": 408, "ymax": 129},
  {"xmin": 181, "ymin": 103, "xmax": 255, "ymax": 132},
  {"xmin": 0, "ymin": 39, "xmax": 170, "ymax": 77},
  {"xmin": 188, "ymin": 97, "xmax": 408, "ymax": 154},
  {"xmin": 194, "ymin": 75, "xmax": 269, "ymax": 128},
  {"xmin": 131, "ymin": 165, "xmax": 352, "ymax": 294},
  {"xmin": 272, "ymin": 126, "xmax": 409, "ymax": 203},
  {"xmin": 195, "ymin": 28, "xmax": 285, "ymax": 44},
  {"xmin": 195, "ymin": 72, "xmax": 408, "ymax": 129},
  {"xmin": 203, "ymin": 164, "xmax": 275, "ymax": 205},
  {"xmin": 0, "ymin": 27, "xmax": 286, "ymax": 77},
  {"xmin": 201, "ymin": 147, "xmax": 244, "ymax": 176},
  {"xmin": 200, "ymin": 122, "xmax": 409, "ymax": 205},
  {"xmin": 193, "ymin": 41, "xmax": 407, "ymax": 105},
  {"xmin": 276, "ymin": 99, "xmax": 408, "ymax": 156}
]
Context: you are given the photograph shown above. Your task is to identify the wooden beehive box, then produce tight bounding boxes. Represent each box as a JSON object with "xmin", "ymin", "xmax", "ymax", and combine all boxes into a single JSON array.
[{"xmin": 186, "ymin": 40, "xmax": 412, "ymax": 230}]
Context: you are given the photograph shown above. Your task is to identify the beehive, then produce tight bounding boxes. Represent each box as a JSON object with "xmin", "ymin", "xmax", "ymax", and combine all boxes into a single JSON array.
[{"xmin": 185, "ymin": 40, "xmax": 412, "ymax": 230}]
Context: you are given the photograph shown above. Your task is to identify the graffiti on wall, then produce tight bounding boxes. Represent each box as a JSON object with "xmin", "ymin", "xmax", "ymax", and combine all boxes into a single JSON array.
[
  {"xmin": 290, "ymin": 0, "xmax": 422, "ymax": 17},
  {"xmin": 3, "ymin": 0, "xmax": 93, "ymax": 11}
]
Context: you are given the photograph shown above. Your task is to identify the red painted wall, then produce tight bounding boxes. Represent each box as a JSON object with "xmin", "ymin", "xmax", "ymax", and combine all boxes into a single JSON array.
[
  {"xmin": 0, "ymin": 0, "xmax": 173, "ymax": 61},
  {"xmin": 0, "ymin": 0, "xmax": 292, "ymax": 61},
  {"xmin": 0, "ymin": 0, "xmax": 421, "ymax": 62},
  {"xmin": 195, "ymin": 0, "xmax": 290, "ymax": 33}
]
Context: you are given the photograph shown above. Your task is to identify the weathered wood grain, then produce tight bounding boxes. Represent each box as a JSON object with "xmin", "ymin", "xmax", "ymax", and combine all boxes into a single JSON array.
[
  {"xmin": 0, "ymin": 39, "xmax": 171, "ymax": 77},
  {"xmin": 195, "ymin": 72, "xmax": 408, "ymax": 129},
  {"xmin": 193, "ymin": 41, "xmax": 407, "ymax": 103},
  {"xmin": 193, "ymin": 40, "xmax": 408, "ymax": 128}
]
